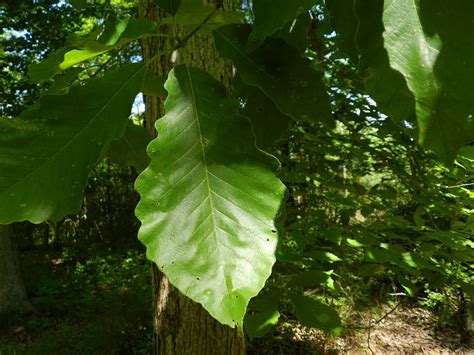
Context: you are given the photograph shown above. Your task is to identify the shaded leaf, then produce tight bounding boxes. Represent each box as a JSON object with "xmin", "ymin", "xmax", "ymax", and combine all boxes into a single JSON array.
[
  {"xmin": 0, "ymin": 64, "xmax": 145, "ymax": 223},
  {"xmin": 247, "ymin": 0, "xmax": 314, "ymax": 51},
  {"xmin": 305, "ymin": 250, "xmax": 341, "ymax": 263},
  {"xmin": 153, "ymin": 0, "xmax": 181, "ymax": 15},
  {"xmin": 135, "ymin": 65, "xmax": 286, "ymax": 331},
  {"xmin": 233, "ymin": 75, "xmax": 289, "ymax": 149},
  {"xmin": 288, "ymin": 270, "xmax": 331, "ymax": 288},
  {"xmin": 276, "ymin": 12, "xmax": 312, "ymax": 54},
  {"xmin": 214, "ymin": 24, "xmax": 332, "ymax": 125},
  {"xmin": 292, "ymin": 295, "xmax": 342, "ymax": 334},
  {"xmin": 105, "ymin": 120, "xmax": 151, "ymax": 172},
  {"xmin": 142, "ymin": 70, "xmax": 168, "ymax": 97}
]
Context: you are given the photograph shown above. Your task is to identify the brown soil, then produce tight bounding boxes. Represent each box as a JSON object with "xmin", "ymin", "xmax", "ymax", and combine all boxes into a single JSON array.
[{"xmin": 249, "ymin": 305, "xmax": 473, "ymax": 354}]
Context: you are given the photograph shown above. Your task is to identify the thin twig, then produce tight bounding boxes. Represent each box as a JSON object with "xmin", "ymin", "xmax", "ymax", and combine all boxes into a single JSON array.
[{"xmin": 366, "ymin": 299, "xmax": 403, "ymax": 354}]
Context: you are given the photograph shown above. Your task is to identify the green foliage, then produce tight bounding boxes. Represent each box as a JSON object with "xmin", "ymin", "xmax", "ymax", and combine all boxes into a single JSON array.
[
  {"xmin": 135, "ymin": 65, "xmax": 286, "ymax": 330},
  {"xmin": 105, "ymin": 120, "xmax": 152, "ymax": 172},
  {"xmin": 246, "ymin": 0, "xmax": 314, "ymax": 51},
  {"xmin": 0, "ymin": 64, "xmax": 145, "ymax": 223},
  {"xmin": 326, "ymin": 0, "xmax": 474, "ymax": 164},
  {"xmin": 29, "ymin": 17, "xmax": 156, "ymax": 83},
  {"xmin": 2, "ymin": 0, "xmax": 473, "ymax": 339},
  {"xmin": 153, "ymin": 0, "xmax": 182, "ymax": 15},
  {"xmin": 214, "ymin": 24, "xmax": 332, "ymax": 125},
  {"xmin": 0, "ymin": 248, "xmax": 152, "ymax": 354}
]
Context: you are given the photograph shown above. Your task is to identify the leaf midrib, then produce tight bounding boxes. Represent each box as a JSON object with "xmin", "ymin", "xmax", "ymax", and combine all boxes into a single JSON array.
[{"xmin": 184, "ymin": 66, "xmax": 234, "ymax": 294}]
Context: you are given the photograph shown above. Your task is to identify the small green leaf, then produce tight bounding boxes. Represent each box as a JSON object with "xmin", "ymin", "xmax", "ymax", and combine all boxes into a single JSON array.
[
  {"xmin": 29, "ymin": 17, "xmax": 156, "ymax": 82},
  {"xmin": 245, "ymin": 310, "xmax": 280, "ymax": 339},
  {"xmin": 346, "ymin": 238, "xmax": 364, "ymax": 248},
  {"xmin": 305, "ymin": 251, "xmax": 342, "ymax": 263},
  {"xmin": 214, "ymin": 24, "xmax": 332, "ymax": 125},
  {"xmin": 292, "ymin": 295, "xmax": 342, "ymax": 335},
  {"xmin": 135, "ymin": 65, "xmax": 287, "ymax": 331},
  {"xmin": 399, "ymin": 276, "xmax": 417, "ymax": 297},
  {"xmin": 0, "ymin": 64, "xmax": 145, "ymax": 223}
]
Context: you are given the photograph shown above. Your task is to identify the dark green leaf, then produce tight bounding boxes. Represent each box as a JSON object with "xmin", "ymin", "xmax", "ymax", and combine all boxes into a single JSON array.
[
  {"xmin": 142, "ymin": 70, "xmax": 168, "ymax": 97},
  {"xmin": 233, "ymin": 75, "xmax": 289, "ymax": 149},
  {"xmin": 247, "ymin": 0, "xmax": 314, "ymax": 51},
  {"xmin": 214, "ymin": 24, "xmax": 332, "ymax": 125},
  {"xmin": 292, "ymin": 295, "xmax": 342, "ymax": 334},
  {"xmin": 105, "ymin": 120, "xmax": 152, "ymax": 172},
  {"xmin": 153, "ymin": 0, "xmax": 181, "ymax": 15},
  {"xmin": 0, "ymin": 64, "xmax": 145, "ymax": 223},
  {"xmin": 245, "ymin": 292, "xmax": 281, "ymax": 339},
  {"xmin": 276, "ymin": 12, "xmax": 311, "ymax": 53}
]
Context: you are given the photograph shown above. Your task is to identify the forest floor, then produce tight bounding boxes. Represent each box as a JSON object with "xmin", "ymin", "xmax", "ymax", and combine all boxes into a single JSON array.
[
  {"xmin": 250, "ymin": 305, "xmax": 473, "ymax": 354},
  {"xmin": 1, "ymin": 246, "xmax": 472, "ymax": 354}
]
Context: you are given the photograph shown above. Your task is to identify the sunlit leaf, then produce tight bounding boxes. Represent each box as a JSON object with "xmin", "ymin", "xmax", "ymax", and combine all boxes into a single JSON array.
[
  {"xmin": 29, "ymin": 17, "xmax": 156, "ymax": 83},
  {"xmin": 135, "ymin": 65, "xmax": 286, "ymax": 331}
]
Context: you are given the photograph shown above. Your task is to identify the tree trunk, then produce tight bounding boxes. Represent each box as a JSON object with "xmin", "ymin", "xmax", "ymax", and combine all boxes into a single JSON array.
[
  {"xmin": 138, "ymin": 1, "xmax": 245, "ymax": 354},
  {"xmin": 0, "ymin": 224, "xmax": 32, "ymax": 317}
]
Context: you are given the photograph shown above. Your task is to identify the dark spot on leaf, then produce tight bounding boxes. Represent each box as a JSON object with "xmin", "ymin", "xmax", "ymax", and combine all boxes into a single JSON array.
[{"xmin": 271, "ymin": 229, "xmax": 277, "ymax": 233}]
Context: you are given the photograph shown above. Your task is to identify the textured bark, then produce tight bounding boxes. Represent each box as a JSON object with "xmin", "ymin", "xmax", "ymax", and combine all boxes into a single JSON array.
[
  {"xmin": 138, "ymin": 1, "xmax": 245, "ymax": 354},
  {"xmin": 0, "ymin": 225, "xmax": 32, "ymax": 317}
]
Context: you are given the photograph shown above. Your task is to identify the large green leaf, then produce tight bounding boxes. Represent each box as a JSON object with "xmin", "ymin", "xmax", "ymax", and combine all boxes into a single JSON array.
[
  {"xmin": 29, "ymin": 17, "xmax": 156, "ymax": 83},
  {"xmin": 247, "ymin": 0, "xmax": 314, "ymax": 51},
  {"xmin": 326, "ymin": 0, "xmax": 474, "ymax": 164},
  {"xmin": 382, "ymin": 0, "xmax": 474, "ymax": 164},
  {"xmin": 135, "ymin": 65, "xmax": 286, "ymax": 330},
  {"xmin": 0, "ymin": 64, "xmax": 145, "ymax": 224},
  {"xmin": 214, "ymin": 24, "xmax": 332, "ymax": 126}
]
